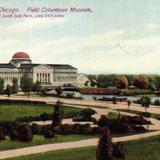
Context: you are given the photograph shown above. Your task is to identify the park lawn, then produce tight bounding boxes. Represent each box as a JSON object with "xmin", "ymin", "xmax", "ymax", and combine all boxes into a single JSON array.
[
  {"xmin": 6, "ymin": 135, "xmax": 160, "ymax": 160},
  {"xmin": 0, "ymin": 103, "xmax": 82, "ymax": 121},
  {"xmin": 0, "ymin": 135, "xmax": 97, "ymax": 151}
]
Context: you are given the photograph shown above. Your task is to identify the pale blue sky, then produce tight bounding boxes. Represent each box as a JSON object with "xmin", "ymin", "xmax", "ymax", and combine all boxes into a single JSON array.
[{"xmin": 0, "ymin": 0, "xmax": 160, "ymax": 74}]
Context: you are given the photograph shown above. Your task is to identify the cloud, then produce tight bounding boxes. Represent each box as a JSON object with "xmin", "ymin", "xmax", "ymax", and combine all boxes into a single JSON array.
[
  {"xmin": 146, "ymin": 23, "xmax": 160, "ymax": 30},
  {"xmin": 0, "ymin": 17, "xmax": 68, "ymax": 32},
  {"xmin": 1, "ymin": 26, "xmax": 160, "ymax": 74}
]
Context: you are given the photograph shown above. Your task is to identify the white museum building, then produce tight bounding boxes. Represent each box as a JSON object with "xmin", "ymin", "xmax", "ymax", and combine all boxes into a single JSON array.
[{"xmin": 0, "ymin": 52, "xmax": 89, "ymax": 87}]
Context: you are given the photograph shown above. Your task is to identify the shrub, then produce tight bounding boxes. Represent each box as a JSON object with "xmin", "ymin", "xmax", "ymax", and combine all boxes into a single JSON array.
[
  {"xmin": 44, "ymin": 130, "xmax": 55, "ymax": 139},
  {"xmin": 113, "ymin": 143, "xmax": 125, "ymax": 159},
  {"xmin": 52, "ymin": 101, "xmax": 63, "ymax": 127},
  {"xmin": 112, "ymin": 97, "xmax": 117, "ymax": 104},
  {"xmin": 111, "ymin": 122, "xmax": 134, "ymax": 134},
  {"xmin": 31, "ymin": 123, "xmax": 43, "ymax": 135},
  {"xmin": 0, "ymin": 127, "xmax": 5, "ymax": 140},
  {"xmin": 73, "ymin": 108, "xmax": 96, "ymax": 122},
  {"xmin": 98, "ymin": 115, "xmax": 109, "ymax": 128},
  {"xmin": 17, "ymin": 123, "xmax": 33, "ymax": 142},
  {"xmin": 132, "ymin": 125, "xmax": 147, "ymax": 133},
  {"xmin": 140, "ymin": 112, "xmax": 151, "ymax": 117},
  {"xmin": 80, "ymin": 108, "xmax": 96, "ymax": 117},
  {"xmin": 98, "ymin": 97, "xmax": 113, "ymax": 102},
  {"xmin": 96, "ymin": 127, "xmax": 113, "ymax": 160},
  {"xmin": 9, "ymin": 130, "xmax": 18, "ymax": 141},
  {"xmin": 80, "ymin": 124, "xmax": 92, "ymax": 135},
  {"xmin": 153, "ymin": 99, "xmax": 160, "ymax": 106},
  {"xmin": 92, "ymin": 127, "xmax": 101, "ymax": 135},
  {"xmin": 121, "ymin": 115, "xmax": 150, "ymax": 125},
  {"xmin": 59, "ymin": 124, "xmax": 73, "ymax": 135}
]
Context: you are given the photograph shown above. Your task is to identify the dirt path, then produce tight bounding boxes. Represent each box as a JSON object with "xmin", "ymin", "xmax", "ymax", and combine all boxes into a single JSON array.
[
  {"xmin": 0, "ymin": 130, "xmax": 160, "ymax": 159},
  {"xmin": 0, "ymin": 95, "xmax": 160, "ymax": 114}
]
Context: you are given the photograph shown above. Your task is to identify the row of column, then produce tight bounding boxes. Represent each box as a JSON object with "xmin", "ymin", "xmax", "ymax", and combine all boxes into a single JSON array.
[{"xmin": 37, "ymin": 73, "xmax": 50, "ymax": 83}]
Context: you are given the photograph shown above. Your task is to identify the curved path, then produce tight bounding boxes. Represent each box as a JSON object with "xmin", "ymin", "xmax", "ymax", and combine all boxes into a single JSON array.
[
  {"xmin": 0, "ymin": 130, "xmax": 160, "ymax": 159},
  {"xmin": 1, "ymin": 95, "xmax": 160, "ymax": 114},
  {"xmin": 0, "ymin": 95, "xmax": 160, "ymax": 159}
]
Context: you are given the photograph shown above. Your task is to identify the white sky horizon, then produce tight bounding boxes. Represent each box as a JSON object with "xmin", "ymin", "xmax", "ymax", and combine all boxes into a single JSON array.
[{"xmin": 0, "ymin": 0, "xmax": 160, "ymax": 75}]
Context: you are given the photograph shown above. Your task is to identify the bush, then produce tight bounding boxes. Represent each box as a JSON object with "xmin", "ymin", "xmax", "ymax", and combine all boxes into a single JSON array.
[
  {"xmin": 80, "ymin": 124, "xmax": 92, "ymax": 135},
  {"xmin": 96, "ymin": 127, "xmax": 113, "ymax": 160},
  {"xmin": 80, "ymin": 108, "xmax": 96, "ymax": 117},
  {"xmin": 132, "ymin": 125, "xmax": 147, "ymax": 133},
  {"xmin": 98, "ymin": 115, "xmax": 109, "ymax": 127},
  {"xmin": 9, "ymin": 130, "xmax": 18, "ymax": 141},
  {"xmin": 140, "ymin": 112, "xmax": 151, "ymax": 118},
  {"xmin": 113, "ymin": 143, "xmax": 125, "ymax": 159},
  {"xmin": 58, "ymin": 124, "xmax": 95, "ymax": 135},
  {"xmin": 73, "ymin": 108, "xmax": 96, "ymax": 122},
  {"xmin": 121, "ymin": 115, "xmax": 150, "ymax": 125},
  {"xmin": 112, "ymin": 97, "xmax": 117, "ymax": 104},
  {"xmin": 98, "ymin": 97, "xmax": 113, "ymax": 102},
  {"xmin": 111, "ymin": 122, "xmax": 135, "ymax": 134},
  {"xmin": 17, "ymin": 123, "xmax": 33, "ymax": 142},
  {"xmin": 31, "ymin": 123, "xmax": 43, "ymax": 135},
  {"xmin": 0, "ymin": 127, "xmax": 5, "ymax": 140},
  {"xmin": 44, "ymin": 130, "xmax": 55, "ymax": 139},
  {"xmin": 153, "ymin": 99, "xmax": 160, "ymax": 106},
  {"xmin": 59, "ymin": 124, "xmax": 73, "ymax": 135}
]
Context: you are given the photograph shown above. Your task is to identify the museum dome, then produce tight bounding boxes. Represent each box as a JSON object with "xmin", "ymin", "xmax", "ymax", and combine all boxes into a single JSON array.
[{"xmin": 12, "ymin": 52, "xmax": 30, "ymax": 59}]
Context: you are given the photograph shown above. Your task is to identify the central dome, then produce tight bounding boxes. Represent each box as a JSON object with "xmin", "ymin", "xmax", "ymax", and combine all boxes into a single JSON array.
[{"xmin": 12, "ymin": 52, "xmax": 30, "ymax": 59}]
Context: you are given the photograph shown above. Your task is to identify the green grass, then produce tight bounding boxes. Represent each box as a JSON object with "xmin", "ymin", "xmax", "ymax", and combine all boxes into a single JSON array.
[
  {"xmin": 0, "ymin": 103, "xmax": 82, "ymax": 121},
  {"xmin": 0, "ymin": 135, "xmax": 97, "ymax": 151},
  {"xmin": 107, "ymin": 112, "xmax": 119, "ymax": 119},
  {"xmin": 6, "ymin": 135, "xmax": 160, "ymax": 160},
  {"xmin": 116, "ymin": 109, "xmax": 160, "ymax": 119}
]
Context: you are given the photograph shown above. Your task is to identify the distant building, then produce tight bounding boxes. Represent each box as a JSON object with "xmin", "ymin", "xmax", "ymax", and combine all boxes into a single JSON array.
[{"xmin": 0, "ymin": 52, "xmax": 80, "ymax": 87}]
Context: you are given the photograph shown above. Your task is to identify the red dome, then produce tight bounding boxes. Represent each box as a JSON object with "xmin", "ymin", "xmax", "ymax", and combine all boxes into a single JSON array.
[{"xmin": 12, "ymin": 52, "xmax": 30, "ymax": 59}]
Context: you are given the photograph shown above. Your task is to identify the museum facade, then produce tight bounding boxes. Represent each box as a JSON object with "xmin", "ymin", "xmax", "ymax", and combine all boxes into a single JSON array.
[{"xmin": 0, "ymin": 52, "xmax": 87, "ymax": 87}]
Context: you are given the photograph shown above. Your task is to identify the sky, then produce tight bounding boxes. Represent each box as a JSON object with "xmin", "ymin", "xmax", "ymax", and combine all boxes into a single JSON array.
[{"xmin": 0, "ymin": 0, "xmax": 160, "ymax": 74}]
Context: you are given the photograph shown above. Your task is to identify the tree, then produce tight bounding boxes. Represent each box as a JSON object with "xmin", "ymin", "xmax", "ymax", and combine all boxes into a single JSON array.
[
  {"xmin": 20, "ymin": 74, "xmax": 33, "ymax": 97},
  {"xmin": 97, "ymin": 74, "xmax": 117, "ymax": 88},
  {"xmin": 90, "ymin": 80, "xmax": 97, "ymax": 87},
  {"xmin": 96, "ymin": 127, "xmax": 114, "ymax": 160},
  {"xmin": 55, "ymin": 87, "xmax": 62, "ymax": 96},
  {"xmin": 12, "ymin": 78, "xmax": 18, "ymax": 94},
  {"xmin": 5, "ymin": 84, "xmax": 12, "ymax": 97},
  {"xmin": 84, "ymin": 80, "xmax": 90, "ymax": 87},
  {"xmin": 0, "ymin": 79, "xmax": 4, "ymax": 94},
  {"xmin": 51, "ymin": 101, "xmax": 63, "ymax": 127},
  {"xmin": 127, "ymin": 100, "xmax": 132, "ymax": 109},
  {"xmin": 96, "ymin": 127, "xmax": 125, "ymax": 160},
  {"xmin": 32, "ymin": 81, "xmax": 41, "ymax": 93},
  {"xmin": 133, "ymin": 75, "xmax": 149, "ymax": 89},
  {"xmin": 116, "ymin": 76, "xmax": 128, "ymax": 89},
  {"xmin": 140, "ymin": 96, "xmax": 151, "ymax": 112},
  {"xmin": 153, "ymin": 75, "xmax": 160, "ymax": 90}
]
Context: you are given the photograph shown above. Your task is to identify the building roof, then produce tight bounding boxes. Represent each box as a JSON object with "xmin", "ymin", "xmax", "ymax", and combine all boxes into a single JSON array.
[
  {"xmin": 20, "ymin": 64, "xmax": 77, "ymax": 70},
  {"xmin": 12, "ymin": 52, "xmax": 30, "ymax": 59},
  {"xmin": 20, "ymin": 64, "xmax": 39, "ymax": 69},
  {"xmin": 0, "ymin": 63, "xmax": 15, "ymax": 68},
  {"xmin": 48, "ymin": 64, "xmax": 77, "ymax": 69}
]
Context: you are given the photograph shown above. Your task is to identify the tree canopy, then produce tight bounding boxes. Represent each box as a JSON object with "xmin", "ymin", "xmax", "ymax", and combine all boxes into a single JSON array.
[{"xmin": 20, "ymin": 74, "xmax": 33, "ymax": 96}]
